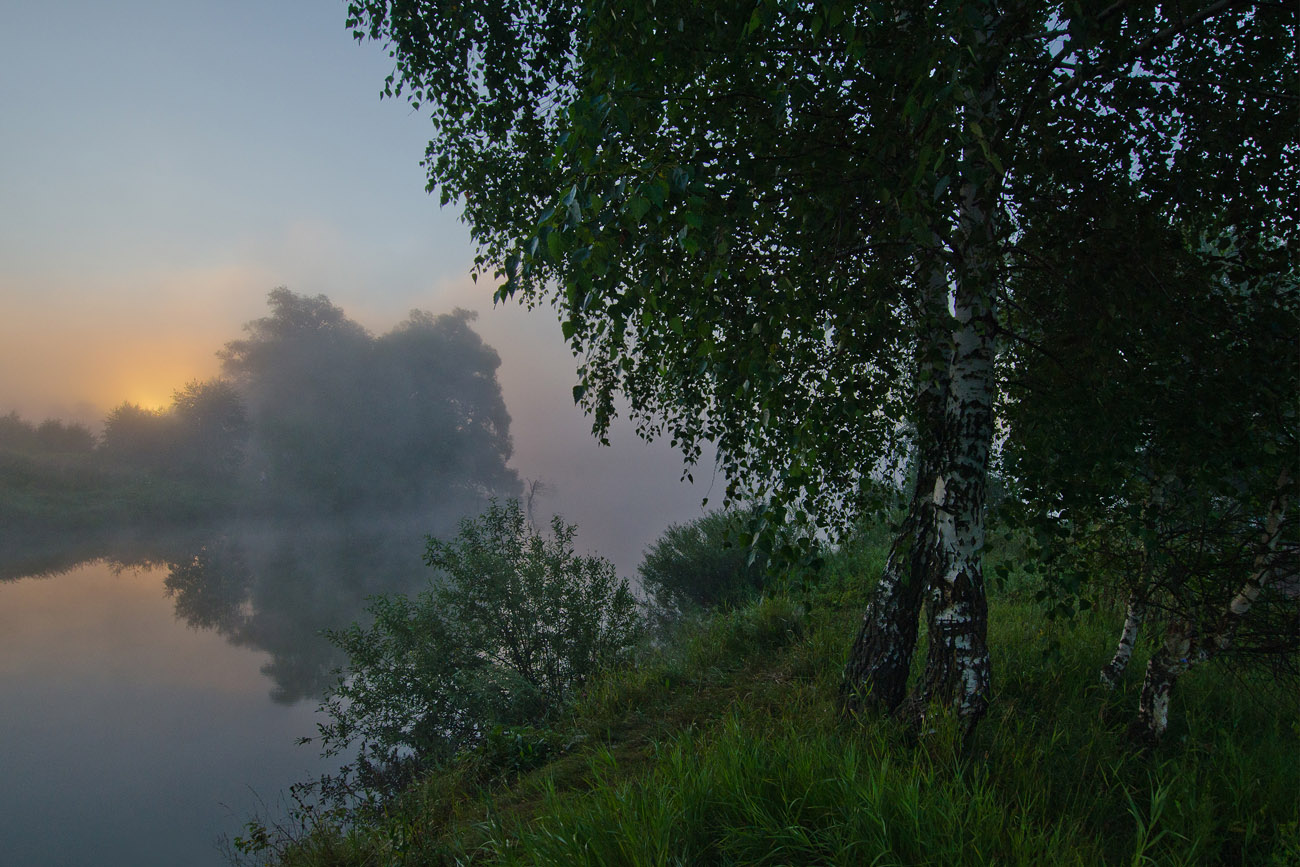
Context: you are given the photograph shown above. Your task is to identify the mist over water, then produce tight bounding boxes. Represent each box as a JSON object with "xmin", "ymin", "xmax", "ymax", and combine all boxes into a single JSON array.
[
  {"xmin": 0, "ymin": 293, "xmax": 525, "ymax": 864},
  {"xmin": 0, "ymin": 557, "xmax": 335, "ymax": 867},
  {"xmin": 0, "ymin": 511, "xmax": 506, "ymax": 866},
  {"xmin": 0, "ymin": 284, "xmax": 713, "ymax": 866}
]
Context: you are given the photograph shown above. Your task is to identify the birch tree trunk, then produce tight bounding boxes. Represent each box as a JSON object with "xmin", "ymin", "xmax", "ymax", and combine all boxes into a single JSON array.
[
  {"xmin": 841, "ymin": 257, "xmax": 952, "ymax": 714},
  {"xmin": 904, "ymin": 18, "xmax": 1001, "ymax": 736},
  {"xmin": 1132, "ymin": 619, "xmax": 1192, "ymax": 745},
  {"xmin": 1132, "ymin": 468, "xmax": 1291, "ymax": 744},
  {"xmin": 1100, "ymin": 596, "xmax": 1146, "ymax": 687},
  {"xmin": 907, "ymin": 272, "xmax": 996, "ymax": 734},
  {"xmin": 1100, "ymin": 479, "xmax": 1170, "ymax": 687}
]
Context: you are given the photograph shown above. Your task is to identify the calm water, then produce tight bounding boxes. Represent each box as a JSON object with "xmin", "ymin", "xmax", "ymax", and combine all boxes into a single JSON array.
[{"xmin": 0, "ymin": 517, "xmax": 440, "ymax": 867}]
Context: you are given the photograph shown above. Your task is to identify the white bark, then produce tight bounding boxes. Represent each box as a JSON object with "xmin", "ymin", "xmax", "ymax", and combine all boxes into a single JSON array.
[
  {"xmin": 1100, "ymin": 597, "xmax": 1145, "ymax": 687},
  {"xmin": 926, "ymin": 281, "xmax": 995, "ymax": 722},
  {"xmin": 1134, "ymin": 468, "xmax": 1291, "ymax": 742},
  {"xmin": 911, "ymin": 6, "xmax": 1003, "ymax": 732},
  {"xmin": 841, "ymin": 251, "xmax": 952, "ymax": 713},
  {"xmin": 1209, "ymin": 467, "xmax": 1290, "ymax": 653}
]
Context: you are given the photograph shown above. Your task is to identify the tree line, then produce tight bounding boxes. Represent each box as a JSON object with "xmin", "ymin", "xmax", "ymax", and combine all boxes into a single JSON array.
[{"xmin": 1, "ymin": 288, "xmax": 520, "ymax": 531}]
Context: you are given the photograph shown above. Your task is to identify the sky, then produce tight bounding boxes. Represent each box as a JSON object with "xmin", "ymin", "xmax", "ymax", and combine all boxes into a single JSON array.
[{"xmin": 0, "ymin": 0, "xmax": 711, "ymax": 574}]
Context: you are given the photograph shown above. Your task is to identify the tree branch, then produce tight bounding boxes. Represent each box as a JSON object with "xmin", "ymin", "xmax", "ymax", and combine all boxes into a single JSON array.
[
  {"xmin": 1048, "ymin": 0, "xmax": 1257, "ymax": 105},
  {"xmin": 1006, "ymin": 0, "xmax": 1258, "ymax": 144}
]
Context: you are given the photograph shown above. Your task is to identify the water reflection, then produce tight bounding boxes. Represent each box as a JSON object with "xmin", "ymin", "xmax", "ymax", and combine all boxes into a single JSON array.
[
  {"xmin": 0, "ymin": 560, "xmax": 336, "ymax": 867},
  {"xmin": 2, "ymin": 512, "xmax": 449, "ymax": 702}
]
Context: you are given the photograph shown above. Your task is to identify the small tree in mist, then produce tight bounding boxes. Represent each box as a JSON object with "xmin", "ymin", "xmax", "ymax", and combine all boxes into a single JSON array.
[
  {"xmin": 35, "ymin": 419, "xmax": 95, "ymax": 454},
  {"xmin": 96, "ymin": 382, "xmax": 248, "ymax": 488},
  {"xmin": 314, "ymin": 499, "xmax": 641, "ymax": 798},
  {"xmin": 639, "ymin": 509, "xmax": 769, "ymax": 613},
  {"xmin": 169, "ymin": 378, "xmax": 249, "ymax": 481},
  {"xmin": 98, "ymin": 402, "xmax": 178, "ymax": 473},
  {"xmin": 0, "ymin": 412, "xmax": 95, "ymax": 456}
]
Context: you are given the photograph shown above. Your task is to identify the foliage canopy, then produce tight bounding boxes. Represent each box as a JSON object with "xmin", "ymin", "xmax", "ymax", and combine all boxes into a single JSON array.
[
  {"xmin": 350, "ymin": 0, "xmax": 1296, "ymax": 529},
  {"xmin": 348, "ymin": 0, "xmax": 1297, "ymax": 735},
  {"xmin": 220, "ymin": 288, "xmax": 519, "ymax": 513}
]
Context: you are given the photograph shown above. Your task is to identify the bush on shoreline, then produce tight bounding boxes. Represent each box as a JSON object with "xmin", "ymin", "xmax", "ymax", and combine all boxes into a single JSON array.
[{"xmin": 232, "ymin": 522, "xmax": 1300, "ymax": 866}]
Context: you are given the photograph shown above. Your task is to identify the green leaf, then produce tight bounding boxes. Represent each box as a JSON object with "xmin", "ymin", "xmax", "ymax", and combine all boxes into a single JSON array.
[
  {"xmin": 625, "ymin": 195, "xmax": 651, "ymax": 221},
  {"xmin": 646, "ymin": 177, "xmax": 668, "ymax": 207}
]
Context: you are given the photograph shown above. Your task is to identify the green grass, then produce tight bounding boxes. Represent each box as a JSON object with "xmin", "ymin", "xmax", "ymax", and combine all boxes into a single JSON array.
[{"xmin": 235, "ymin": 545, "xmax": 1300, "ymax": 867}]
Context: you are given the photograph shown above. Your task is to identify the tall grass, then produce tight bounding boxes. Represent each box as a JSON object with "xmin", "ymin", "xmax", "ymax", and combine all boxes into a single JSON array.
[
  {"xmin": 460, "ymin": 601, "xmax": 1298, "ymax": 867},
  {"xmin": 238, "ymin": 537, "xmax": 1300, "ymax": 867}
]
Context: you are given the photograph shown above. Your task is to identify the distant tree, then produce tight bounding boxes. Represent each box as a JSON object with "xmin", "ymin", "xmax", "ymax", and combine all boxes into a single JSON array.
[
  {"xmin": 35, "ymin": 419, "xmax": 95, "ymax": 454},
  {"xmin": 0, "ymin": 413, "xmax": 94, "ymax": 455},
  {"xmin": 219, "ymin": 288, "xmax": 519, "ymax": 513},
  {"xmin": 218, "ymin": 288, "xmax": 373, "ymax": 505},
  {"xmin": 0, "ymin": 412, "xmax": 39, "ymax": 453},
  {"xmin": 639, "ymin": 509, "xmax": 768, "ymax": 612},
  {"xmin": 169, "ymin": 379, "xmax": 249, "ymax": 481},
  {"xmin": 372, "ymin": 308, "xmax": 519, "ymax": 498},
  {"xmin": 99, "ymin": 402, "xmax": 178, "ymax": 474}
]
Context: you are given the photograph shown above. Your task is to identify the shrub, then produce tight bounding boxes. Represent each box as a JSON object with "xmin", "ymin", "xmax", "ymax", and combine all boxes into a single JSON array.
[
  {"xmin": 639, "ymin": 509, "xmax": 769, "ymax": 611},
  {"xmin": 314, "ymin": 499, "xmax": 641, "ymax": 799}
]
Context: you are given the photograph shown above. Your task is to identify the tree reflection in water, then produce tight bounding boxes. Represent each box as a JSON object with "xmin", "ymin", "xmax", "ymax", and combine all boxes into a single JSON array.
[
  {"xmin": 159, "ymin": 517, "xmax": 451, "ymax": 703},
  {"xmin": 3, "ymin": 514, "xmax": 455, "ymax": 704}
]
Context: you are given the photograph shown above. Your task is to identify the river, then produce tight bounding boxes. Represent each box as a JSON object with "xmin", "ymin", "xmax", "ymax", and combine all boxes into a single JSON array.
[{"xmin": 0, "ymin": 516, "xmax": 442, "ymax": 866}]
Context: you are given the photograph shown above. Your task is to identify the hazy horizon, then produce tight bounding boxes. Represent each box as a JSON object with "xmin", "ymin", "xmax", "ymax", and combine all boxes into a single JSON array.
[{"xmin": 0, "ymin": 0, "xmax": 712, "ymax": 576}]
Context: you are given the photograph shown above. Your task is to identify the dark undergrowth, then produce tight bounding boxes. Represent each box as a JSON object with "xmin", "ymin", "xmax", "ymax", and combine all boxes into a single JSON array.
[{"xmin": 231, "ymin": 535, "xmax": 1300, "ymax": 867}]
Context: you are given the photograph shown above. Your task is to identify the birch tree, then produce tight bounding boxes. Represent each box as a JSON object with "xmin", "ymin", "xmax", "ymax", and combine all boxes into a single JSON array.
[
  {"xmin": 346, "ymin": 0, "xmax": 1296, "ymax": 737},
  {"xmin": 1001, "ymin": 205, "xmax": 1299, "ymax": 742}
]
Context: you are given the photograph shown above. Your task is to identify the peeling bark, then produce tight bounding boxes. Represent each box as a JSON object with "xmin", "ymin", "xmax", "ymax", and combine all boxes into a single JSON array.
[
  {"xmin": 1211, "ymin": 466, "xmax": 1291, "ymax": 649},
  {"xmin": 1132, "ymin": 621, "xmax": 1193, "ymax": 745},
  {"xmin": 1101, "ymin": 475, "xmax": 1177, "ymax": 687},
  {"xmin": 1101, "ymin": 480, "xmax": 1168, "ymax": 687},
  {"xmin": 840, "ymin": 507, "xmax": 932, "ymax": 714},
  {"xmin": 907, "ymin": 278, "xmax": 996, "ymax": 735},
  {"xmin": 840, "ymin": 252, "xmax": 951, "ymax": 715},
  {"xmin": 1101, "ymin": 597, "xmax": 1146, "ymax": 687},
  {"xmin": 845, "ymin": 4, "xmax": 1005, "ymax": 739}
]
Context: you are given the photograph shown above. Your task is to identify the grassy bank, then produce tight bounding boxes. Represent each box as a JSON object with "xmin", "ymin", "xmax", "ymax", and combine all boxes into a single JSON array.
[{"xmin": 235, "ymin": 541, "xmax": 1300, "ymax": 866}]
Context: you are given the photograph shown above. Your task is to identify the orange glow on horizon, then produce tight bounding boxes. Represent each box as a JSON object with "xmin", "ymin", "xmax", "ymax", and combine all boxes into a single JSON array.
[
  {"xmin": 0, "ymin": 330, "xmax": 221, "ymax": 427},
  {"xmin": 0, "ymin": 264, "xmax": 258, "ymax": 427},
  {"xmin": 122, "ymin": 393, "xmax": 175, "ymax": 414},
  {"xmin": 100, "ymin": 360, "xmax": 217, "ymax": 418}
]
